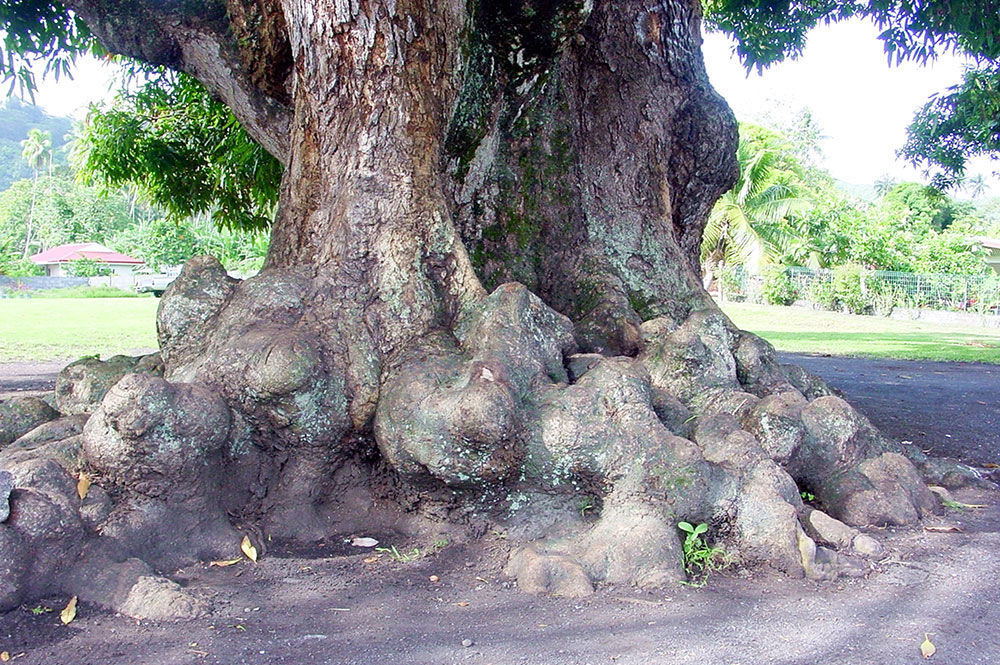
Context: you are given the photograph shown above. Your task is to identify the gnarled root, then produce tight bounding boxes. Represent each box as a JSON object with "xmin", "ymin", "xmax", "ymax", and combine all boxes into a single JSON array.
[{"xmin": 0, "ymin": 264, "xmax": 953, "ymax": 614}]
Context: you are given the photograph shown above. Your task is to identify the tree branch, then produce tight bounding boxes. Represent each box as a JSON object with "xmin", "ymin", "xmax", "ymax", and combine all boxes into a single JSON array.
[{"xmin": 65, "ymin": 0, "xmax": 293, "ymax": 164}]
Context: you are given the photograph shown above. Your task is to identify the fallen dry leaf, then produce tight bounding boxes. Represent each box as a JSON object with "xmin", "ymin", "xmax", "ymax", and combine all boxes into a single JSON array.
[
  {"xmin": 60, "ymin": 596, "xmax": 77, "ymax": 625},
  {"xmin": 453, "ymin": 601, "xmax": 469, "ymax": 607},
  {"xmin": 363, "ymin": 556, "xmax": 379, "ymax": 564},
  {"xmin": 1, "ymin": 651, "xmax": 9, "ymax": 662},
  {"xmin": 920, "ymin": 633, "xmax": 936, "ymax": 658},
  {"xmin": 983, "ymin": 463, "xmax": 999, "ymax": 469},
  {"xmin": 351, "ymin": 537, "xmax": 378, "ymax": 548},
  {"xmin": 475, "ymin": 576, "xmax": 489, "ymax": 583},
  {"xmin": 429, "ymin": 575, "xmax": 440, "ymax": 583},
  {"xmin": 76, "ymin": 472, "xmax": 91, "ymax": 501},
  {"xmin": 240, "ymin": 535, "xmax": 258, "ymax": 563},
  {"xmin": 209, "ymin": 558, "xmax": 242, "ymax": 567},
  {"xmin": 924, "ymin": 525, "xmax": 963, "ymax": 533}
]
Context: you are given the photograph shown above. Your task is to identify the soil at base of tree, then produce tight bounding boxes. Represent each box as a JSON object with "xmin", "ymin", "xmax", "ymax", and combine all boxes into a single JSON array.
[{"xmin": 0, "ymin": 355, "xmax": 998, "ymax": 665}]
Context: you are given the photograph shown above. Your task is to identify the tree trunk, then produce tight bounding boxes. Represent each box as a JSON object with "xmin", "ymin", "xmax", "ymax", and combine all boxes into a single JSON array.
[{"xmin": 0, "ymin": 0, "xmax": 963, "ymax": 616}]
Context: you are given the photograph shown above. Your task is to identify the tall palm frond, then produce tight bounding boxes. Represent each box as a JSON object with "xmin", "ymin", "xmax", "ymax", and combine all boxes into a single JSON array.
[{"xmin": 702, "ymin": 131, "xmax": 812, "ymax": 271}]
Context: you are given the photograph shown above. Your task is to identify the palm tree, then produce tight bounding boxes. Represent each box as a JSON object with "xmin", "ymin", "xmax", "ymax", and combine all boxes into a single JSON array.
[
  {"xmin": 701, "ymin": 130, "xmax": 810, "ymax": 290},
  {"xmin": 19, "ymin": 128, "xmax": 52, "ymax": 258},
  {"xmin": 965, "ymin": 174, "xmax": 988, "ymax": 199},
  {"xmin": 874, "ymin": 174, "xmax": 897, "ymax": 198}
]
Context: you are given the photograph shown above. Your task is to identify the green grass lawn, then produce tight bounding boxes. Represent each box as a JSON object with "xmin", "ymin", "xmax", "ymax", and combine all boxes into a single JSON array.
[
  {"xmin": 721, "ymin": 302, "xmax": 1000, "ymax": 364},
  {"xmin": 0, "ymin": 297, "xmax": 160, "ymax": 361},
  {"xmin": 2, "ymin": 296, "xmax": 998, "ymax": 364}
]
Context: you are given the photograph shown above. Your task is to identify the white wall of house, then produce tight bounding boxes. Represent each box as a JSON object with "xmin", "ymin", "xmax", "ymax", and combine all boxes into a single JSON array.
[
  {"xmin": 109, "ymin": 264, "xmax": 136, "ymax": 276},
  {"xmin": 986, "ymin": 248, "xmax": 1000, "ymax": 274},
  {"xmin": 43, "ymin": 262, "xmax": 138, "ymax": 277}
]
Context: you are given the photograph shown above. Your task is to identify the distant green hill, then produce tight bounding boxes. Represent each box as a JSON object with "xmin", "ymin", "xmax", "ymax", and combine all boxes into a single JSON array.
[
  {"xmin": 834, "ymin": 179, "xmax": 878, "ymax": 202},
  {"xmin": 0, "ymin": 97, "xmax": 73, "ymax": 190}
]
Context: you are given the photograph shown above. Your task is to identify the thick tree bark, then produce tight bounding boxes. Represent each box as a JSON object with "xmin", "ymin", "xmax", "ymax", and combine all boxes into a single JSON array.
[{"xmin": 0, "ymin": 0, "xmax": 972, "ymax": 617}]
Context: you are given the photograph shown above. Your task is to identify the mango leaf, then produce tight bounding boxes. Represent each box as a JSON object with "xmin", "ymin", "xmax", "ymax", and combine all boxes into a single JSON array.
[
  {"xmin": 240, "ymin": 535, "xmax": 258, "ymax": 563},
  {"xmin": 60, "ymin": 596, "xmax": 77, "ymax": 625},
  {"xmin": 76, "ymin": 472, "xmax": 91, "ymax": 501},
  {"xmin": 920, "ymin": 633, "xmax": 936, "ymax": 658}
]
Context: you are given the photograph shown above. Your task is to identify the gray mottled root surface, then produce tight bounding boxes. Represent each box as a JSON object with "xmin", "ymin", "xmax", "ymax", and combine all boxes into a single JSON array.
[{"xmin": 0, "ymin": 257, "xmax": 977, "ymax": 618}]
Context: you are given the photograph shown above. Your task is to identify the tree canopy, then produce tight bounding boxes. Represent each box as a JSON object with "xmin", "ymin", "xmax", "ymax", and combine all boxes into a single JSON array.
[
  {"xmin": 901, "ymin": 66, "xmax": 1000, "ymax": 188},
  {"xmin": 78, "ymin": 71, "xmax": 281, "ymax": 231},
  {"xmin": 703, "ymin": 0, "xmax": 1000, "ymax": 69}
]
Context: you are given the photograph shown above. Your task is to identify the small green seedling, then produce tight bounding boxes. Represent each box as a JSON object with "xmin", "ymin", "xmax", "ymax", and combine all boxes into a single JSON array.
[
  {"xmin": 578, "ymin": 496, "xmax": 595, "ymax": 518},
  {"xmin": 376, "ymin": 545, "xmax": 421, "ymax": 563},
  {"xmin": 941, "ymin": 499, "xmax": 986, "ymax": 512},
  {"xmin": 29, "ymin": 605, "xmax": 52, "ymax": 616},
  {"xmin": 800, "ymin": 491, "xmax": 816, "ymax": 502},
  {"xmin": 678, "ymin": 521, "xmax": 729, "ymax": 588},
  {"xmin": 433, "ymin": 538, "xmax": 450, "ymax": 549}
]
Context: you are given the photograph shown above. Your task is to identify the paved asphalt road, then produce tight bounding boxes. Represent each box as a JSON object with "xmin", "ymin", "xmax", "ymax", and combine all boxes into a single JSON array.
[{"xmin": 780, "ymin": 352, "xmax": 999, "ymax": 466}]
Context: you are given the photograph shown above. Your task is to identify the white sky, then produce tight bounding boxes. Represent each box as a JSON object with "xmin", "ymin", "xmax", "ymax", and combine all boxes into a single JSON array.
[
  {"xmin": 19, "ymin": 18, "xmax": 1000, "ymax": 197},
  {"xmin": 702, "ymin": 18, "xmax": 999, "ymax": 197},
  {"xmin": 25, "ymin": 55, "xmax": 118, "ymax": 118}
]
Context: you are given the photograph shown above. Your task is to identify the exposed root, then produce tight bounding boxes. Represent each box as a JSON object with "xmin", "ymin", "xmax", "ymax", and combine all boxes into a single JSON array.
[{"xmin": 0, "ymin": 265, "xmax": 955, "ymax": 615}]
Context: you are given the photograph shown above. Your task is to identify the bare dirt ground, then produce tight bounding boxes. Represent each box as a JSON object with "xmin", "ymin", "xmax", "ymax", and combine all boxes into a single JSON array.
[{"xmin": 1, "ymin": 354, "xmax": 998, "ymax": 665}]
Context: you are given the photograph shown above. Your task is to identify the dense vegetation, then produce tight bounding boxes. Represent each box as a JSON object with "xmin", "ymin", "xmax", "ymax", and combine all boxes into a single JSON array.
[
  {"xmin": 704, "ymin": 116, "xmax": 1000, "ymax": 277},
  {"xmin": 0, "ymin": 98, "xmax": 71, "ymax": 190},
  {"xmin": 0, "ymin": 104, "xmax": 269, "ymax": 277}
]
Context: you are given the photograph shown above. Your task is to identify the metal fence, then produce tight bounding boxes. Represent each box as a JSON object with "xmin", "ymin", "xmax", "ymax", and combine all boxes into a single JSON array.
[
  {"xmin": 721, "ymin": 266, "xmax": 1000, "ymax": 314},
  {"xmin": 787, "ymin": 267, "xmax": 1000, "ymax": 313}
]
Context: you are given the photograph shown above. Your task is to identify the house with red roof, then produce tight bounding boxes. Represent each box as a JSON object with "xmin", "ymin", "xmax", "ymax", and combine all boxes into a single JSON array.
[{"xmin": 30, "ymin": 243, "xmax": 145, "ymax": 277}]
